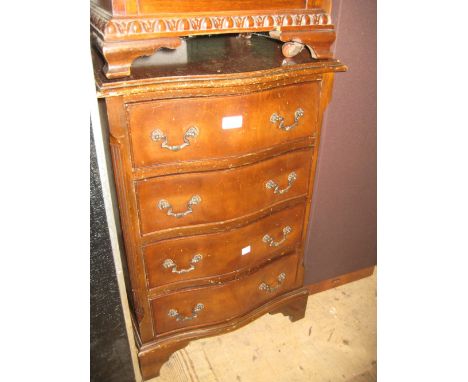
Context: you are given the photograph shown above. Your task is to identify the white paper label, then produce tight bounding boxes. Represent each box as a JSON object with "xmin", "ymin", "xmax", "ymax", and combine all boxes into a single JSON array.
[
  {"xmin": 222, "ymin": 115, "xmax": 243, "ymax": 130},
  {"xmin": 241, "ymin": 245, "xmax": 251, "ymax": 256}
]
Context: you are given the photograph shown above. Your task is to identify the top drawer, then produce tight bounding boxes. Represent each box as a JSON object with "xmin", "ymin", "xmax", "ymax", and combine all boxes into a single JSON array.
[{"xmin": 126, "ymin": 82, "xmax": 320, "ymax": 169}]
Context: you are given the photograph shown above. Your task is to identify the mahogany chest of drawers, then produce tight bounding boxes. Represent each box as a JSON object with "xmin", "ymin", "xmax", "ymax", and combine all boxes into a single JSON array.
[{"xmin": 93, "ymin": 35, "xmax": 345, "ymax": 380}]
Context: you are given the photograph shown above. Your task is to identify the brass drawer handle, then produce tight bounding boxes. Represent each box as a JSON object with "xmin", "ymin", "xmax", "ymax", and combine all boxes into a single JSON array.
[
  {"xmin": 151, "ymin": 126, "xmax": 199, "ymax": 151},
  {"xmin": 262, "ymin": 226, "xmax": 292, "ymax": 247},
  {"xmin": 265, "ymin": 172, "xmax": 297, "ymax": 194},
  {"xmin": 168, "ymin": 303, "xmax": 204, "ymax": 322},
  {"xmin": 158, "ymin": 195, "xmax": 201, "ymax": 218},
  {"xmin": 270, "ymin": 108, "xmax": 304, "ymax": 131},
  {"xmin": 163, "ymin": 254, "xmax": 203, "ymax": 274},
  {"xmin": 259, "ymin": 273, "xmax": 286, "ymax": 293}
]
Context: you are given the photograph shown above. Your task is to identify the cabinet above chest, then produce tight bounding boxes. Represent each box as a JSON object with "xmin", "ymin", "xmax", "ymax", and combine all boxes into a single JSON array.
[{"xmin": 91, "ymin": 0, "xmax": 336, "ymax": 78}]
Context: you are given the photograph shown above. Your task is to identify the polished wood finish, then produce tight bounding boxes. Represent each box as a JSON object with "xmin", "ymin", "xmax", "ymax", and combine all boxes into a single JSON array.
[
  {"xmin": 92, "ymin": 36, "xmax": 345, "ymax": 97},
  {"xmin": 105, "ymin": 96, "xmax": 155, "ymax": 342},
  {"xmin": 90, "ymin": 0, "xmax": 336, "ymax": 78},
  {"xmin": 144, "ymin": 204, "xmax": 306, "ymax": 293},
  {"xmin": 151, "ymin": 253, "xmax": 300, "ymax": 335},
  {"xmin": 127, "ymin": 82, "xmax": 319, "ymax": 169},
  {"xmin": 138, "ymin": 288, "xmax": 309, "ymax": 378},
  {"xmin": 270, "ymin": 27, "xmax": 336, "ymax": 59},
  {"xmin": 306, "ymin": 266, "xmax": 376, "ymax": 295},
  {"xmin": 138, "ymin": 340, "xmax": 190, "ymax": 380},
  {"xmin": 92, "ymin": 33, "xmax": 182, "ymax": 79},
  {"xmin": 141, "ymin": 196, "xmax": 307, "ymax": 245},
  {"xmin": 94, "ymin": 35, "xmax": 346, "ymax": 380},
  {"xmin": 136, "ymin": 149, "xmax": 312, "ymax": 235}
]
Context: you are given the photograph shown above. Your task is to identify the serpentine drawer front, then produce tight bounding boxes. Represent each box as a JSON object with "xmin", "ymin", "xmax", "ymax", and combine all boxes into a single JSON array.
[
  {"xmin": 144, "ymin": 204, "xmax": 306, "ymax": 291},
  {"xmin": 150, "ymin": 253, "xmax": 300, "ymax": 336},
  {"xmin": 126, "ymin": 82, "xmax": 319, "ymax": 169},
  {"xmin": 136, "ymin": 148, "xmax": 312, "ymax": 236},
  {"xmin": 94, "ymin": 34, "xmax": 346, "ymax": 380}
]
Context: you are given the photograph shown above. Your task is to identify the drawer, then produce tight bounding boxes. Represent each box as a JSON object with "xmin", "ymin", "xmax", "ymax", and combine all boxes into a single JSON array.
[
  {"xmin": 127, "ymin": 82, "xmax": 320, "ymax": 169},
  {"xmin": 150, "ymin": 253, "xmax": 300, "ymax": 335},
  {"xmin": 144, "ymin": 203, "xmax": 306, "ymax": 291},
  {"xmin": 136, "ymin": 148, "xmax": 312, "ymax": 235}
]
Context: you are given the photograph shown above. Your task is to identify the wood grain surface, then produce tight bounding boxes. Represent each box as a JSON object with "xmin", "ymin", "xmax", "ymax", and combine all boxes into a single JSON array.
[
  {"xmin": 150, "ymin": 253, "xmax": 300, "ymax": 335},
  {"xmin": 126, "ymin": 82, "xmax": 319, "ymax": 169},
  {"xmin": 136, "ymin": 149, "xmax": 312, "ymax": 235},
  {"xmin": 97, "ymin": 33, "xmax": 347, "ymax": 379},
  {"xmin": 90, "ymin": 1, "xmax": 336, "ymax": 78},
  {"xmin": 144, "ymin": 204, "xmax": 306, "ymax": 293}
]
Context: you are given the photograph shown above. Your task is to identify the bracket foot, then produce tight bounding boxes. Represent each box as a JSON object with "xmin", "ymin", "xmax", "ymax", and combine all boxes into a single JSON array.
[{"xmin": 92, "ymin": 33, "xmax": 182, "ymax": 79}]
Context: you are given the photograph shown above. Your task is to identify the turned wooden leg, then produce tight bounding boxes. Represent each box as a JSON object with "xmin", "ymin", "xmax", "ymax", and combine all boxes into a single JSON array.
[
  {"xmin": 269, "ymin": 292, "xmax": 308, "ymax": 322},
  {"xmin": 92, "ymin": 33, "xmax": 182, "ymax": 79},
  {"xmin": 282, "ymin": 42, "xmax": 305, "ymax": 58},
  {"xmin": 270, "ymin": 28, "xmax": 336, "ymax": 59},
  {"xmin": 138, "ymin": 340, "xmax": 189, "ymax": 380}
]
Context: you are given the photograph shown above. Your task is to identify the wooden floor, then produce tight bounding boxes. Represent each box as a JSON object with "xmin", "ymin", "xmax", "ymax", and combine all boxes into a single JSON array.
[{"xmin": 150, "ymin": 271, "xmax": 376, "ymax": 382}]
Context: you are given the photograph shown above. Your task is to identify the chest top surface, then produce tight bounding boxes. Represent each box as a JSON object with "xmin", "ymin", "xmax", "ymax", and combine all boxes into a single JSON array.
[{"xmin": 93, "ymin": 35, "xmax": 345, "ymax": 98}]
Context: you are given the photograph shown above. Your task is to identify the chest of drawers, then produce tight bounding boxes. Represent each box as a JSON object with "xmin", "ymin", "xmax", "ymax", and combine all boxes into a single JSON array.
[{"xmin": 94, "ymin": 35, "xmax": 346, "ymax": 380}]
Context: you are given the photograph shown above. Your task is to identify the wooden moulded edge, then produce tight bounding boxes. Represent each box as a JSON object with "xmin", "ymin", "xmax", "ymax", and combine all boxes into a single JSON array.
[
  {"xmin": 146, "ymin": 248, "xmax": 302, "ymax": 299},
  {"xmin": 95, "ymin": 58, "xmax": 347, "ymax": 99},
  {"xmin": 90, "ymin": 2, "xmax": 333, "ymax": 43},
  {"xmin": 139, "ymin": 265, "xmax": 377, "ymax": 347},
  {"xmin": 139, "ymin": 194, "xmax": 308, "ymax": 244},
  {"xmin": 131, "ymin": 137, "xmax": 317, "ymax": 179}
]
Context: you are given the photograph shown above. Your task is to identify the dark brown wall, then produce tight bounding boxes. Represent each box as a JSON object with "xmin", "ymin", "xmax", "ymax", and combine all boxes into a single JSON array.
[{"xmin": 304, "ymin": 0, "xmax": 377, "ymax": 284}]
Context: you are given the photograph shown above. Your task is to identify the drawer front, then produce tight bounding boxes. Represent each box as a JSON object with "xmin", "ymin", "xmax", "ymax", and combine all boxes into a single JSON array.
[
  {"xmin": 144, "ymin": 204, "xmax": 306, "ymax": 290},
  {"xmin": 151, "ymin": 253, "xmax": 300, "ymax": 335},
  {"xmin": 127, "ymin": 82, "xmax": 320, "ymax": 169},
  {"xmin": 136, "ymin": 149, "xmax": 312, "ymax": 235}
]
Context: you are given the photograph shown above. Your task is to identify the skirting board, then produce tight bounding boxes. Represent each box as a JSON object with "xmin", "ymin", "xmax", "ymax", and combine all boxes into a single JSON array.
[{"xmin": 306, "ymin": 266, "xmax": 375, "ymax": 295}]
